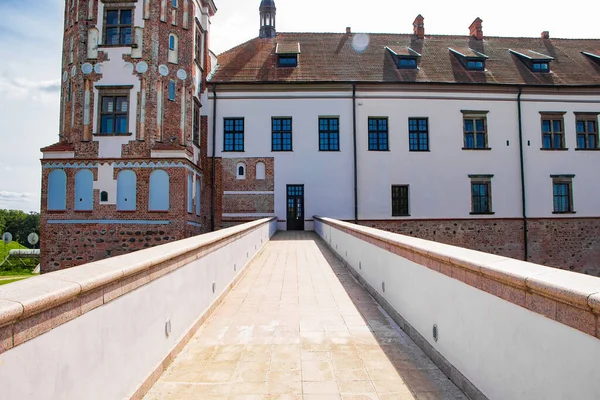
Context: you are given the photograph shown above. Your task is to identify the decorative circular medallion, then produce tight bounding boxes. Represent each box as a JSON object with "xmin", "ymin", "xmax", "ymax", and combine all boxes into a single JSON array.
[
  {"xmin": 62, "ymin": 71, "xmax": 68, "ymax": 82},
  {"xmin": 158, "ymin": 64, "xmax": 169, "ymax": 76},
  {"xmin": 71, "ymin": 65, "xmax": 77, "ymax": 77},
  {"xmin": 176, "ymin": 69, "xmax": 187, "ymax": 80},
  {"xmin": 81, "ymin": 63, "xmax": 93, "ymax": 74},
  {"xmin": 136, "ymin": 61, "xmax": 148, "ymax": 74},
  {"xmin": 93, "ymin": 63, "xmax": 102, "ymax": 74}
]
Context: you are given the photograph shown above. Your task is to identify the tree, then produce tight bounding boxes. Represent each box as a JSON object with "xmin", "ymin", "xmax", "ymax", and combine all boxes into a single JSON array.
[{"xmin": 0, "ymin": 210, "xmax": 40, "ymax": 248}]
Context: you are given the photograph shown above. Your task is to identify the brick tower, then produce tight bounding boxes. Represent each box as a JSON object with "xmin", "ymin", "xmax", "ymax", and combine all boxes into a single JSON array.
[{"xmin": 40, "ymin": 0, "xmax": 218, "ymax": 272}]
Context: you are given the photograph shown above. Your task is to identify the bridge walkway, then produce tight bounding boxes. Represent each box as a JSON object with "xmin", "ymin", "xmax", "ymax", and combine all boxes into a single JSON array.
[{"xmin": 144, "ymin": 231, "xmax": 467, "ymax": 399}]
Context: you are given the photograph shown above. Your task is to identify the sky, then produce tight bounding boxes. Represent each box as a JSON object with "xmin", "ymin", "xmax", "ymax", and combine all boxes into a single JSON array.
[{"xmin": 0, "ymin": 0, "xmax": 598, "ymax": 212}]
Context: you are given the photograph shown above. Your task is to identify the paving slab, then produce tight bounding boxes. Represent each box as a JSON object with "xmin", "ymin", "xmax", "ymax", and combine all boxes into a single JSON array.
[{"xmin": 144, "ymin": 232, "xmax": 467, "ymax": 400}]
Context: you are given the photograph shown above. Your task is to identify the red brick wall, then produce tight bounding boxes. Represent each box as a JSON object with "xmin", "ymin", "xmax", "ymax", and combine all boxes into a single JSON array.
[
  {"xmin": 223, "ymin": 194, "xmax": 274, "ymax": 213},
  {"xmin": 222, "ymin": 158, "xmax": 274, "ymax": 191},
  {"xmin": 361, "ymin": 218, "xmax": 600, "ymax": 276}
]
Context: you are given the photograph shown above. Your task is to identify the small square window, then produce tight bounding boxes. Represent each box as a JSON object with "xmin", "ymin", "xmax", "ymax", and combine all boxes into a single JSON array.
[{"xmin": 391, "ymin": 185, "xmax": 409, "ymax": 216}]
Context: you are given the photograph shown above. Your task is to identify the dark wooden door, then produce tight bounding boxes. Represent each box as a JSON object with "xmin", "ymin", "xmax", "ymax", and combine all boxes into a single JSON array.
[{"xmin": 286, "ymin": 185, "xmax": 304, "ymax": 231}]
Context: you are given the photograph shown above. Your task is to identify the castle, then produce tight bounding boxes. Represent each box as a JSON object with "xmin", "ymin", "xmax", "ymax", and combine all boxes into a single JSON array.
[{"xmin": 41, "ymin": 0, "xmax": 600, "ymax": 275}]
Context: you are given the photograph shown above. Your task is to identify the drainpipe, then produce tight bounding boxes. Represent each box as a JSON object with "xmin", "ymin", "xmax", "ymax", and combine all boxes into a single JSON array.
[
  {"xmin": 517, "ymin": 86, "xmax": 529, "ymax": 261},
  {"xmin": 211, "ymin": 84, "xmax": 217, "ymax": 231},
  {"xmin": 352, "ymin": 83, "xmax": 358, "ymax": 224}
]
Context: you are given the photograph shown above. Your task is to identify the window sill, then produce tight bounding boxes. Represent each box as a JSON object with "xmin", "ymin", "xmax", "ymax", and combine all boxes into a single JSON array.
[
  {"xmin": 552, "ymin": 211, "xmax": 576, "ymax": 214},
  {"xmin": 97, "ymin": 44, "xmax": 137, "ymax": 49},
  {"xmin": 368, "ymin": 149, "xmax": 390, "ymax": 152},
  {"xmin": 462, "ymin": 147, "xmax": 492, "ymax": 151},
  {"xmin": 318, "ymin": 150, "xmax": 341, "ymax": 152},
  {"xmin": 74, "ymin": 210, "xmax": 93, "ymax": 213},
  {"xmin": 575, "ymin": 148, "xmax": 600, "ymax": 151},
  {"xmin": 540, "ymin": 148, "xmax": 569, "ymax": 151},
  {"xmin": 409, "ymin": 149, "xmax": 430, "ymax": 152},
  {"xmin": 149, "ymin": 210, "xmax": 169, "ymax": 213},
  {"xmin": 470, "ymin": 212, "xmax": 495, "ymax": 215},
  {"xmin": 117, "ymin": 210, "xmax": 137, "ymax": 213},
  {"xmin": 272, "ymin": 149, "xmax": 293, "ymax": 152},
  {"xmin": 47, "ymin": 210, "xmax": 66, "ymax": 213},
  {"xmin": 223, "ymin": 150, "xmax": 245, "ymax": 153},
  {"xmin": 93, "ymin": 132, "xmax": 133, "ymax": 137},
  {"xmin": 391, "ymin": 215, "xmax": 411, "ymax": 217}
]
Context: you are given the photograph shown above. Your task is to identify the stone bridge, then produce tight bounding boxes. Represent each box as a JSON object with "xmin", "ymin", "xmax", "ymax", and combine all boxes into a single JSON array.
[{"xmin": 1, "ymin": 218, "xmax": 599, "ymax": 399}]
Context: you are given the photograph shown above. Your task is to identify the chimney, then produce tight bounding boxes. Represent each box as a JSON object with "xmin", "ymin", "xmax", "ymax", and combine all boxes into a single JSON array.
[
  {"xmin": 469, "ymin": 17, "xmax": 483, "ymax": 40},
  {"xmin": 413, "ymin": 14, "xmax": 424, "ymax": 39},
  {"xmin": 541, "ymin": 31, "xmax": 550, "ymax": 39},
  {"xmin": 346, "ymin": 27, "xmax": 351, "ymax": 35}
]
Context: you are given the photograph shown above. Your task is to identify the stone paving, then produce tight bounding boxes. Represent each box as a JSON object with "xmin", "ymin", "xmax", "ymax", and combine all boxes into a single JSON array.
[{"xmin": 144, "ymin": 232, "xmax": 467, "ymax": 399}]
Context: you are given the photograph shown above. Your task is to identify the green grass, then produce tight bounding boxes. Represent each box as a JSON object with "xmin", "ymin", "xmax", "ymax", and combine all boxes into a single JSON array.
[
  {"xmin": 0, "ymin": 277, "xmax": 30, "ymax": 286},
  {"xmin": 0, "ymin": 241, "xmax": 38, "ymax": 275}
]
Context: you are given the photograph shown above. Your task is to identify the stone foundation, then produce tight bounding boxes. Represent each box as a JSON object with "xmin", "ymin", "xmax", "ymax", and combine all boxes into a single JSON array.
[{"xmin": 359, "ymin": 218, "xmax": 600, "ymax": 276}]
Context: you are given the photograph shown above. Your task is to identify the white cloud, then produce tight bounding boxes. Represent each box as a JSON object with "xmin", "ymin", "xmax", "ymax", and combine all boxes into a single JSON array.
[{"xmin": 0, "ymin": 75, "xmax": 60, "ymax": 103}]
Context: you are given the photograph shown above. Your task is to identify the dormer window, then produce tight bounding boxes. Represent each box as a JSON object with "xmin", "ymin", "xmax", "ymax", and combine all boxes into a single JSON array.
[
  {"xmin": 276, "ymin": 42, "xmax": 300, "ymax": 68},
  {"xmin": 510, "ymin": 49, "xmax": 553, "ymax": 73},
  {"xmin": 386, "ymin": 46, "xmax": 421, "ymax": 70},
  {"xmin": 449, "ymin": 48, "xmax": 488, "ymax": 71},
  {"xmin": 278, "ymin": 55, "xmax": 298, "ymax": 67},
  {"xmin": 532, "ymin": 62, "xmax": 550, "ymax": 72}
]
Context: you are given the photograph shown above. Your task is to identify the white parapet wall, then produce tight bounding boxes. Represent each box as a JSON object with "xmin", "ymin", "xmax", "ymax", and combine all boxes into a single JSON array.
[
  {"xmin": 0, "ymin": 217, "xmax": 277, "ymax": 400},
  {"xmin": 314, "ymin": 216, "xmax": 600, "ymax": 400}
]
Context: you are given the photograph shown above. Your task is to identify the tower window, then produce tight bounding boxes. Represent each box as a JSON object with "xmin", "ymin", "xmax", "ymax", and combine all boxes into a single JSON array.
[
  {"xmin": 172, "ymin": 0, "xmax": 177, "ymax": 8},
  {"xmin": 168, "ymin": 81, "xmax": 176, "ymax": 101},
  {"xmin": 391, "ymin": 185, "xmax": 409, "ymax": 217},
  {"xmin": 104, "ymin": 9, "xmax": 133, "ymax": 46},
  {"xmin": 168, "ymin": 34, "xmax": 179, "ymax": 64},
  {"xmin": 195, "ymin": 21, "xmax": 205, "ymax": 69},
  {"xmin": 100, "ymin": 191, "xmax": 108, "ymax": 202},
  {"xmin": 236, "ymin": 162, "xmax": 246, "ymax": 179},
  {"xmin": 100, "ymin": 94, "xmax": 129, "ymax": 134}
]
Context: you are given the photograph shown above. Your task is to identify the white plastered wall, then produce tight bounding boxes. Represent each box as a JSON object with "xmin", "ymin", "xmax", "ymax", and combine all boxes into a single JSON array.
[
  {"xmin": 316, "ymin": 221, "xmax": 600, "ymax": 400},
  {"xmin": 0, "ymin": 221, "xmax": 276, "ymax": 400}
]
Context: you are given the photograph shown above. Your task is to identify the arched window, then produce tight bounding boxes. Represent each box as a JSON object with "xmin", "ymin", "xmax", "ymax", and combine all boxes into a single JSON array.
[
  {"xmin": 100, "ymin": 191, "xmax": 108, "ymax": 202},
  {"xmin": 168, "ymin": 34, "xmax": 178, "ymax": 64},
  {"xmin": 47, "ymin": 169, "xmax": 67, "ymax": 211},
  {"xmin": 117, "ymin": 170, "xmax": 136, "ymax": 211},
  {"xmin": 256, "ymin": 162, "xmax": 265, "ymax": 180},
  {"xmin": 236, "ymin": 162, "xmax": 246, "ymax": 180},
  {"xmin": 74, "ymin": 169, "xmax": 94, "ymax": 211},
  {"xmin": 149, "ymin": 170, "xmax": 170, "ymax": 211},
  {"xmin": 187, "ymin": 173, "xmax": 193, "ymax": 213}
]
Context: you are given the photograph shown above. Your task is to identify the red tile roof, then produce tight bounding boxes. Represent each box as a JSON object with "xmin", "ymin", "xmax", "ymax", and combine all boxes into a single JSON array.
[
  {"xmin": 211, "ymin": 33, "xmax": 600, "ymax": 86},
  {"xmin": 40, "ymin": 142, "xmax": 75, "ymax": 152}
]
